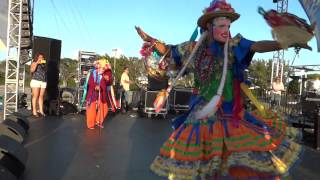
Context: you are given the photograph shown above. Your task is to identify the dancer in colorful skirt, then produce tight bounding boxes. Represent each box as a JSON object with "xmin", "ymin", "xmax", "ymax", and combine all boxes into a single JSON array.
[
  {"xmin": 135, "ymin": 0, "xmax": 313, "ymax": 179},
  {"xmin": 82, "ymin": 58, "xmax": 118, "ymax": 129}
]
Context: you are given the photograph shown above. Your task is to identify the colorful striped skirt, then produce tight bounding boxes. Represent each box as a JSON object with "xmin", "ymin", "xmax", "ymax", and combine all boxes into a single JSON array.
[{"xmin": 150, "ymin": 105, "xmax": 303, "ymax": 180}]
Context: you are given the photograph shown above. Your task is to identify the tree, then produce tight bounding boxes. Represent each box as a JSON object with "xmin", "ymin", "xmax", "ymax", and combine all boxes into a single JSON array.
[
  {"xmin": 287, "ymin": 79, "xmax": 300, "ymax": 95},
  {"xmin": 106, "ymin": 55, "xmax": 145, "ymax": 90},
  {"xmin": 59, "ymin": 58, "xmax": 77, "ymax": 87},
  {"xmin": 248, "ymin": 59, "xmax": 272, "ymax": 90}
]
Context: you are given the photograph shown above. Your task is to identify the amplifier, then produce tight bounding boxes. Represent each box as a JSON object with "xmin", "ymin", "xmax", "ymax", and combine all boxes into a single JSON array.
[
  {"xmin": 171, "ymin": 88, "xmax": 193, "ymax": 111},
  {"xmin": 144, "ymin": 91, "xmax": 168, "ymax": 117}
]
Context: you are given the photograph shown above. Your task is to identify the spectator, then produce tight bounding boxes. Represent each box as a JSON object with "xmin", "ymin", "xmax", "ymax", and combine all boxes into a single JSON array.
[
  {"xmin": 271, "ymin": 76, "xmax": 284, "ymax": 106},
  {"xmin": 120, "ymin": 66, "xmax": 134, "ymax": 112},
  {"xmin": 30, "ymin": 53, "xmax": 47, "ymax": 117}
]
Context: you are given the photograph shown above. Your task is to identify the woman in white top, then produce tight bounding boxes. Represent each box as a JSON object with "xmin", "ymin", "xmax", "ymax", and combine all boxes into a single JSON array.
[{"xmin": 271, "ymin": 76, "xmax": 284, "ymax": 106}]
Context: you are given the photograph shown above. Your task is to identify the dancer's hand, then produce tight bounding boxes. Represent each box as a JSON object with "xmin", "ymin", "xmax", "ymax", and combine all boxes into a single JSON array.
[
  {"xmin": 95, "ymin": 85, "xmax": 100, "ymax": 91},
  {"xmin": 135, "ymin": 26, "xmax": 168, "ymax": 55},
  {"xmin": 291, "ymin": 43, "xmax": 312, "ymax": 51},
  {"xmin": 135, "ymin": 26, "xmax": 154, "ymax": 42}
]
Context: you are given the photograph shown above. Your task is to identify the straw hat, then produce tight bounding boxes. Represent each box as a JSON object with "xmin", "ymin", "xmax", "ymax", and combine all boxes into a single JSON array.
[{"xmin": 197, "ymin": 0, "xmax": 240, "ymax": 29}]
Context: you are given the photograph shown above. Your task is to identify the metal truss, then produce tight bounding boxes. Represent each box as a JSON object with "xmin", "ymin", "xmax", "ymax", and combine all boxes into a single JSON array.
[
  {"xmin": 77, "ymin": 51, "xmax": 97, "ymax": 111},
  {"xmin": 271, "ymin": 0, "xmax": 288, "ymax": 84},
  {"xmin": 4, "ymin": 0, "xmax": 32, "ymax": 120}
]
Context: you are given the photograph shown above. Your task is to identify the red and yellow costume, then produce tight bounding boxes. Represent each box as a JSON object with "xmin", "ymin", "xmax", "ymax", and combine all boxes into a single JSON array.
[{"xmin": 83, "ymin": 59, "xmax": 118, "ymax": 129}]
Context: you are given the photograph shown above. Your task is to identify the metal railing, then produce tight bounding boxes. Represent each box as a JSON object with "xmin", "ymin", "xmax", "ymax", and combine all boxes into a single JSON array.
[{"xmin": 249, "ymin": 88, "xmax": 302, "ymax": 115}]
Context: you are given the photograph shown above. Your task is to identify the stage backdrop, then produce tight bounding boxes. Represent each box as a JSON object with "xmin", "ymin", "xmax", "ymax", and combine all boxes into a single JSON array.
[{"xmin": 0, "ymin": 0, "xmax": 8, "ymax": 50}]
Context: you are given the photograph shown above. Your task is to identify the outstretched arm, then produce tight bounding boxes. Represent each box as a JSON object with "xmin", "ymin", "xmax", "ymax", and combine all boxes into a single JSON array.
[
  {"xmin": 251, "ymin": 40, "xmax": 312, "ymax": 53},
  {"xmin": 135, "ymin": 26, "xmax": 170, "ymax": 55},
  {"xmin": 251, "ymin": 41, "xmax": 281, "ymax": 53}
]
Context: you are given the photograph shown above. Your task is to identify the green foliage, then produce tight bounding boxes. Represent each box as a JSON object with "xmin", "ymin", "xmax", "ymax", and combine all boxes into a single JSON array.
[
  {"xmin": 287, "ymin": 79, "xmax": 300, "ymax": 94},
  {"xmin": 0, "ymin": 62, "xmax": 31, "ymax": 86},
  {"xmin": 24, "ymin": 64, "xmax": 31, "ymax": 87},
  {"xmin": 67, "ymin": 78, "xmax": 77, "ymax": 88},
  {"xmin": 175, "ymin": 73, "xmax": 194, "ymax": 87},
  {"xmin": 106, "ymin": 56, "xmax": 145, "ymax": 86},
  {"xmin": 0, "ymin": 72, "xmax": 4, "ymax": 85},
  {"xmin": 0, "ymin": 61, "xmax": 5, "ymax": 85},
  {"xmin": 307, "ymin": 73, "xmax": 320, "ymax": 80},
  {"xmin": 248, "ymin": 59, "xmax": 273, "ymax": 90},
  {"xmin": 59, "ymin": 58, "xmax": 77, "ymax": 87}
]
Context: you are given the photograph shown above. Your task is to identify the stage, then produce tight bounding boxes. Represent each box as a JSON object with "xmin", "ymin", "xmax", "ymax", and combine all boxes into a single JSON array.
[{"xmin": 17, "ymin": 111, "xmax": 320, "ymax": 180}]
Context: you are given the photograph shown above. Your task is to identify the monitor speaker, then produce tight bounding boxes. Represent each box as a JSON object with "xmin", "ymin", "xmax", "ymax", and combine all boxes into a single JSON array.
[
  {"xmin": 147, "ymin": 76, "xmax": 168, "ymax": 91},
  {"xmin": 2, "ymin": 119, "xmax": 27, "ymax": 140},
  {"xmin": 174, "ymin": 88, "xmax": 192, "ymax": 107},
  {"xmin": 0, "ymin": 164, "xmax": 17, "ymax": 180},
  {"xmin": 6, "ymin": 114, "xmax": 29, "ymax": 132},
  {"xmin": 0, "ymin": 120, "xmax": 26, "ymax": 144},
  {"xmin": 145, "ymin": 91, "xmax": 159, "ymax": 108},
  {"xmin": 0, "ymin": 136, "xmax": 28, "ymax": 178}
]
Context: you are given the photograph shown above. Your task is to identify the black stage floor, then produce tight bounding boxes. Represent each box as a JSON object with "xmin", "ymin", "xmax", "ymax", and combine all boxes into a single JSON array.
[{"xmin": 19, "ymin": 111, "xmax": 320, "ymax": 180}]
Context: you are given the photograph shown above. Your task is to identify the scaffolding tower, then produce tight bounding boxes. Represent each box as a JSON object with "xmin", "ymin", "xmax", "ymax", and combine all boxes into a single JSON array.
[
  {"xmin": 270, "ymin": 0, "xmax": 288, "ymax": 84},
  {"xmin": 77, "ymin": 51, "xmax": 97, "ymax": 111},
  {"xmin": 4, "ymin": 0, "xmax": 33, "ymax": 120}
]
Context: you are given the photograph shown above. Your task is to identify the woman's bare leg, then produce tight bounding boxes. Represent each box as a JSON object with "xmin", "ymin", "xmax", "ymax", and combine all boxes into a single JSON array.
[
  {"xmin": 32, "ymin": 87, "xmax": 40, "ymax": 115},
  {"xmin": 38, "ymin": 87, "xmax": 46, "ymax": 114}
]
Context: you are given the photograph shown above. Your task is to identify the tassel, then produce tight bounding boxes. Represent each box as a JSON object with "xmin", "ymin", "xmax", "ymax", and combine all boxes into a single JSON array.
[
  {"xmin": 195, "ymin": 95, "xmax": 222, "ymax": 119},
  {"xmin": 240, "ymin": 82, "xmax": 266, "ymax": 117},
  {"xmin": 269, "ymin": 151, "xmax": 288, "ymax": 174},
  {"xmin": 189, "ymin": 26, "xmax": 199, "ymax": 41}
]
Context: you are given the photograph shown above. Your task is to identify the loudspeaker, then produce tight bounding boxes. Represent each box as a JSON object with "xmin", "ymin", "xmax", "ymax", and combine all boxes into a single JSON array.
[
  {"xmin": 143, "ymin": 90, "xmax": 168, "ymax": 118},
  {"xmin": 18, "ymin": 93, "xmax": 27, "ymax": 109},
  {"xmin": 0, "ymin": 136, "xmax": 28, "ymax": 178},
  {"xmin": 172, "ymin": 88, "xmax": 193, "ymax": 111},
  {"xmin": 147, "ymin": 76, "xmax": 168, "ymax": 91},
  {"xmin": 7, "ymin": 113, "xmax": 29, "ymax": 132},
  {"xmin": 33, "ymin": 36, "xmax": 61, "ymax": 102},
  {"xmin": 0, "ymin": 164, "xmax": 17, "ymax": 180},
  {"xmin": 145, "ymin": 91, "xmax": 159, "ymax": 108},
  {"xmin": 60, "ymin": 101, "xmax": 78, "ymax": 115}
]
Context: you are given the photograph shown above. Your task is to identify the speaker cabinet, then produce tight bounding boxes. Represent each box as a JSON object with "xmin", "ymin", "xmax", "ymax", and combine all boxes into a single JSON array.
[
  {"xmin": 144, "ymin": 91, "xmax": 168, "ymax": 116},
  {"xmin": 0, "ymin": 164, "xmax": 17, "ymax": 180},
  {"xmin": 0, "ymin": 136, "xmax": 28, "ymax": 178},
  {"xmin": 171, "ymin": 88, "xmax": 193, "ymax": 112},
  {"xmin": 32, "ymin": 36, "xmax": 61, "ymax": 102},
  {"xmin": 147, "ymin": 76, "xmax": 168, "ymax": 91},
  {"xmin": 0, "ymin": 120, "xmax": 26, "ymax": 144},
  {"xmin": 6, "ymin": 114, "xmax": 29, "ymax": 132}
]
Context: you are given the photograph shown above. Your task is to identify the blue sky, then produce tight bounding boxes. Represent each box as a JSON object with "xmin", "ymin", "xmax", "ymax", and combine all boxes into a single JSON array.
[{"xmin": 0, "ymin": 0, "xmax": 319, "ymax": 65}]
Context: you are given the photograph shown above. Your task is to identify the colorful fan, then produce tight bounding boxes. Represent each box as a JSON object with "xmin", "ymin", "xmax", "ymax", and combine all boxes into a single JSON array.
[
  {"xmin": 139, "ymin": 42, "xmax": 169, "ymax": 81},
  {"xmin": 259, "ymin": 7, "xmax": 314, "ymax": 49},
  {"xmin": 299, "ymin": 0, "xmax": 320, "ymax": 52}
]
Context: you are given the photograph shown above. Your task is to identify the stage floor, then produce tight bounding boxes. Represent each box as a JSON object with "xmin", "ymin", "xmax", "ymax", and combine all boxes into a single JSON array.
[{"xmin": 19, "ymin": 111, "xmax": 320, "ymax": 180}]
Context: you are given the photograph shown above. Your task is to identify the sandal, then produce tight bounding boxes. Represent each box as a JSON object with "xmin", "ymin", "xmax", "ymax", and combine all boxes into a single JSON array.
[
  {"xmin": 32, "ymin": 114, "xmax": 40, "ymax": 118},
  {"xmin": 97, "ymin": 124, "xmax": 104, "ymax": 128},
  {"xmin": 95, "ymin": 122, "xmax": 104, "ymax": 128},
  {"xmin": 38, "ymin": 112, "xmax": 46, "ymax": 117}
]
